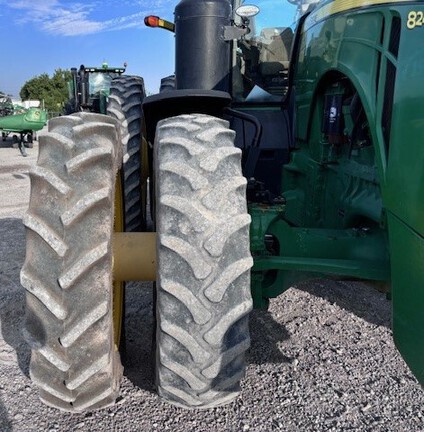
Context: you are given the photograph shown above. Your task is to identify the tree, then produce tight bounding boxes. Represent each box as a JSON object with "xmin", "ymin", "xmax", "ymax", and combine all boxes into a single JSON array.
[{"xmin": 20, "ymin": 69, "xmax": 72, "ymax": 113}]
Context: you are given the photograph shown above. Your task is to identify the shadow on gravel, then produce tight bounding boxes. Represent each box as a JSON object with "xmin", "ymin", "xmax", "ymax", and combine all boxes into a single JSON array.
[
  {"xmin": 121, "ymin": 282, "xmax": 156, "ymax": 394},
  {"xmin": 0, "ymin": 217, "xmax": 30, "ymax": 430},
  {"xmin": 121, "ymin": 285, "xmax": 294, "ymax": 391},
  {"xmin": 297, "ymin": 278, "xmax": 391, "ymax": 329},
  {"xmin": 248, "ymin": 309, "xmax": 292, "ymax": 364},
  {"xmin": 0, "ymin": 135, "xmax": 22, "ymax": 153},
  {"xmin": 0, "ymin": 135, "xmax": 37, "ymax": 151},
  {"xmin": 0, "ymin": 136, "xmax": 13, "ymax": 149},
  {"xmin": 0, "ymin": 288, "xmax": 31, "ymax": 377},
  {"xmin": 0, "ymin": 218, "xmax": 31, "ymax": 378}
]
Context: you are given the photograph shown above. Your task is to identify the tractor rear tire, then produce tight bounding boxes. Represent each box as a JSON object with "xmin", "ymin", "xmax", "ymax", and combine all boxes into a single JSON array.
[
  {"xmin": 159, "ymin": 75, "xmax": 176, "ymax": 93},
  {"xmin": 154, "ymin": 114, "xmax": 253, "ymax": 408},
  {"xmin": 108, "ymin": 75, "xmax": 146, "ymax": 232},
  {"xmin": 21, "ymin": 112, "xmax": 123, "ymax": 412}
]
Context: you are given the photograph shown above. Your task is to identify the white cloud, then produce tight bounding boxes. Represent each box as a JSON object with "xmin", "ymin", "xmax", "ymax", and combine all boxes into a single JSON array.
[{"xmin": 4, "ymin": 0, "xmax": 174, "ymax": 36}]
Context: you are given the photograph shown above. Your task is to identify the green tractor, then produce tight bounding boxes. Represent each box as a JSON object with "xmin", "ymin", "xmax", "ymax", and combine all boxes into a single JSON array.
[
  {"xmin": 21, "ymin": 0, "xmax": 423, "ymax": 412},
  {"xmin": 65, "ymin": 62, "xmax": 126, "ymax": 114}
]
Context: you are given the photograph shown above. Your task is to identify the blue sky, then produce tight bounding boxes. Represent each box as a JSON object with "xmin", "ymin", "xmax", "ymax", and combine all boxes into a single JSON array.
[
  {"xmin": 0, "ymin": 0, "xmax": 298, "ymax": 99},
  {"xmin": 0, "ymin": 0, "xmax": 177, "ymax": 98}
]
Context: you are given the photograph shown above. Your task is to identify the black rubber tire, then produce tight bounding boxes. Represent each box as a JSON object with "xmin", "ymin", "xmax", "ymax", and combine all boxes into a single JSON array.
[
  {"xmin": 20, "ymin": 112, "xmax": 123, "ymax": 412},
  {"xmin": 25, "ymin": 133, "xmax": 34, "ymax": 148},
  {"xmin": 154, "ymin": 114, "xmax": 253, "ymax": 408},
  {"xmin": 159, "ymin": 75, "xmax": 176, "ymax": 93},
  {"xmin": 107, "ymin": 75, "xmax": 146, "ymax": 232}
]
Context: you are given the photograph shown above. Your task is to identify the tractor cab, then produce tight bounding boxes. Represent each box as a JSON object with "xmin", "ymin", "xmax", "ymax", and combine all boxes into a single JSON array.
[
  {"xmin": 88, "ymin": 71, "xmax": 115, "ymax": 96},
  {"xmin": 65, "ymin": 63, "xmax": 126, "ymax": 114},
  {"xmin": 232, "ymin": 0, "xmax": 319, "ymax": 101}
]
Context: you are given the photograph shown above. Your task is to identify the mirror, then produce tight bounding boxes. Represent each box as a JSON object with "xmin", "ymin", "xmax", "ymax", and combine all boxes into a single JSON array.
[{"xmin": 235, "ymin": 4, "xmax": 260, "ymax": 18}]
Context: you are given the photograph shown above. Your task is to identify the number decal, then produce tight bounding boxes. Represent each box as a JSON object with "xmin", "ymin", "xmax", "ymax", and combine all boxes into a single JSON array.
[
  {"xmin": 407, "ymin": 11, "xmax": 417, "ymax": 29},
  {"xmin": 407, "ymin": 11, "xmax": 424, "ymax": 29}
]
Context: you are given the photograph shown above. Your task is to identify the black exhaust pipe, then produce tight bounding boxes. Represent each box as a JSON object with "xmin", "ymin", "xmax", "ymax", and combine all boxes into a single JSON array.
[{"xmin": 174, "ymin": 0, "xmax": 232, "ymax": 92}]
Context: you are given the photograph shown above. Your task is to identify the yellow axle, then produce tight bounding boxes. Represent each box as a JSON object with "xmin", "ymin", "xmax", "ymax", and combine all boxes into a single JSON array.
[{"xmin": 113, "ymin": 232, "xmax": 156, "ymax": 281}]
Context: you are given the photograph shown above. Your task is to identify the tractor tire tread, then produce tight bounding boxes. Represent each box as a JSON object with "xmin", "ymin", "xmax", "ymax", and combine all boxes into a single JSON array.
[
  {"xmin": 108, "ymin": 75, "xmax": 145, "ymax": 232},
  {"xmin": 21, "ymin": 112, "xmax": 123, "ymax": 412},
  {"xmin": 155, "ymin": 114, "xmax": 253, "ymax": 408}
]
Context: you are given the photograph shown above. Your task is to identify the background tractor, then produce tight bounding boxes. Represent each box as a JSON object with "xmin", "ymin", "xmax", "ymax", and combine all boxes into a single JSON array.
[
  {"xmin": 21, "ymin": 0, "xmax": 423, "ymax": 413},
  {"xmin": 65, "ymin": 62, "xmax": 126, "ymax": 114}
]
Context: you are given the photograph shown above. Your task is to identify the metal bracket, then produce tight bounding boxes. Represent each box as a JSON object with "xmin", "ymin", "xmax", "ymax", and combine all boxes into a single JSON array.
[{"xmin": 224, "ymin": 25, "xmax": 248, "ymax": 40}]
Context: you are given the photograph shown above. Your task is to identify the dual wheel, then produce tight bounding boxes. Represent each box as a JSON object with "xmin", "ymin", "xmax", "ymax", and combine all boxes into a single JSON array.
[{"xmin": 21, "ymin": 79, "xmax": 252, "ymax": 411}]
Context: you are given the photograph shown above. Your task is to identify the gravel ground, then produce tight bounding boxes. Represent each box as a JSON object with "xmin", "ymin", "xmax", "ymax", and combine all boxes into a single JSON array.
[{"xmin": 0, "ymin": 136, "xmax": 423, "ymax": 431}]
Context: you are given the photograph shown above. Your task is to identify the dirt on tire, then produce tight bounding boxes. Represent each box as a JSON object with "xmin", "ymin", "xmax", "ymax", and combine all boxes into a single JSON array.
[
  {"xmin": 20, "ymin": 113, "xmax": 123, "ymax": 412},
  {"xmin": 154, "ymin": 114, "xmax": 253, "ymax": 408}
]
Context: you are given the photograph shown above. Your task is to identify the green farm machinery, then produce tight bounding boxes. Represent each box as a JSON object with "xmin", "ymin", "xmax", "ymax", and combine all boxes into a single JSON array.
[
  {"xmin": 21, "ymin": 0, "xmax": 423, "ymax": 411},
  {"xmin": 0, "ymin": 93, "xmax": 47, "ymax": 156},
  {"xmin": 65, "ymin": 62, "xmax": 127, "ymax": 114}
]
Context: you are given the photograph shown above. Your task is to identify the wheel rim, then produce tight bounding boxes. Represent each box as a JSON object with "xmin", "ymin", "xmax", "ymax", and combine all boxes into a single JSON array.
[{"xmin": 113, "ymin": 171, "xmax": 125, "ymax": 349}]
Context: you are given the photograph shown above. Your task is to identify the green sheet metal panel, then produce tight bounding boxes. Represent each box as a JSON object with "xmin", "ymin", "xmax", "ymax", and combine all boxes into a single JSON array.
[
  {"xmin": 383, "ymin": 4, "xmax": 424, "ymax": 385},
  {"xmin": 385, "ymin": 6, "xmax": 424, "ymax": 236},
  {"xmin": 291, "ymin": 1, "xmax": 424, "ymax": 384},
  {"xmin": 0, "ymin": 108, "xmax": 47, "ymax": 132},
  {"xmin": 388, "ymin": 214, "xmax": 424, "ymax": 384}
]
